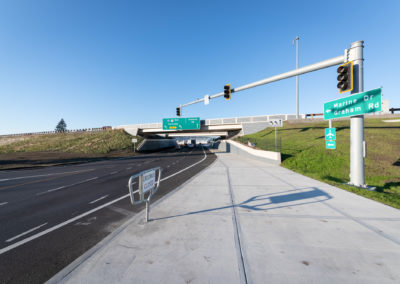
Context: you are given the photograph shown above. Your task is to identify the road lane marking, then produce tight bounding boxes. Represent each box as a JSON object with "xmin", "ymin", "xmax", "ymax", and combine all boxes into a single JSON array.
[
  {"xmin": 0, "ymin": 148, "xmax": 208, "ymax": 255},
  {"xmin": 160, "ymin": 147, "xmax": 206, "ymax": 182},
  {"xmin": 126, "ymin": 167, "xmax": 132, "ymax": 170},
  {"xmin": 0, "ymin": 170, "xmax": 96, "ymax": 191},
  {"xmin": 36, "ymin": 177, "xmax": 98, "ymax": 196},
  {"xmin": 0, "ymin": 202, "xmax": 8, "ymax": 206},
  {"xmin": 6, "ymin": 223, "xmax": 48, "ymax": 243},
  {"xmin": 89, "ymin": 195, "xmax": 109, "ymax": 204},
  {"xmin": 0, "ymin": 194, "xmax": 130, "ymax": 255},
  {"xmin": 110, "ymin": 171, "xmax": 118, "ymax": 175},
  {"xmin": 42, "ymin": 186, "xmax": 66, "ymax": 194},
  {"xmin": 0, "ymin": 169, "xmax": 95, "ymax": 182}
]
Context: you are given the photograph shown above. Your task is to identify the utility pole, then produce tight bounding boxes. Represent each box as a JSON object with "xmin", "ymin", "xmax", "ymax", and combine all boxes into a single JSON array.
[
  {"xmin": 293, "ymin": 36, "xmax": 300, "ymax": 119},
  {"xmin": 348, "ymin": 40, "xmax": 365, "ymax": 187}
]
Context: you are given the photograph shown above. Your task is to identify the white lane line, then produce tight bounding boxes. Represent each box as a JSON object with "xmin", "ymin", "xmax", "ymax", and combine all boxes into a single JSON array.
[
  {"xmin": 110, "ymin": 171, "xmax": 118, "ymax": 175},
  {"xmin": 6, "ymin": 223, "xmax": 48, "ymax": 243},
  {"xmin": 0, "ymin": 194, "xmax": 129, "ymax": 255},
  {"xmin": 0, "ymin": 148, "xmax": 208, "ymax": 255},
  {"xmin": 89, "ymin": 195, "xmax": 109, "ymax": 204},
  {"xmin": 0, "ymin": 202, "xmax": 8, "ymax": 206},
  {"xmin": 36, "ymin": 177, "xmax": 98, "ymax": 196},
  {"xmin": 126, "ymin": 167, "xmax": 132, "ymax": 170},
  {"xmin": 43, "ymin": 186, "xmax": 66, "ymax": 194},
  {"xmin": 0, "ymin": 169, "xmax": 95, "ymax": 182}
]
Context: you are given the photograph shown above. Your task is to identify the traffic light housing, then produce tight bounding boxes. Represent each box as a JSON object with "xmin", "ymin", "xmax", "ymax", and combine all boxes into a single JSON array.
[
  {"xmin": 224, "ymin": 84, "xmax": 231, "ymax": 100},
  {"xmin": 176, "ymin": 107, "xmax": 181, "ymax": 117},
  {"xmin": 337, "ymin": 61, "xmax": 353, "ymax": 94}
]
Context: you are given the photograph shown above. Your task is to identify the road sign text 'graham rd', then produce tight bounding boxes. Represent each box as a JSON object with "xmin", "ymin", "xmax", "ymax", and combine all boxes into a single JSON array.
[{"xmin": 324, "ymin": 88, "xmax": 382, "ymax": 120}]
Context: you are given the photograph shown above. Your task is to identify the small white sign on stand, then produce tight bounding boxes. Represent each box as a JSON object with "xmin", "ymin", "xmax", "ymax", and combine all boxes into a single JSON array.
[
  {"xmin": 128, "ymin": 167, "xmax": 161, "ymax": 222},
  {"xmin": 132, "ymin": 138, "xmax": 138, "ymax": 152}
]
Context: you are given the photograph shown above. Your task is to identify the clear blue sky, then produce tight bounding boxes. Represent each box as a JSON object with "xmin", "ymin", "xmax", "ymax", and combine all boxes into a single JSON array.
[{"xmin": 1, "ymin": 0, "xmax": 399, "ymax": 134}]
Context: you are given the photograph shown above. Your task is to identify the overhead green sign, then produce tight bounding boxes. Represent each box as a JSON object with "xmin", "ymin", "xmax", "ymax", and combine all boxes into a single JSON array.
[
  {"xmin": 162, "ymin": 117, "xmax": 200, "ymax": 130},
  {"xmin": 326, "ymin": 140, "xmax": 336, "ymax": 149},
  {"xmin": 324, "ymin": 88, "xmax": 382, "ymax": 120},
  {"xmin": 325, "ymin": 128, "xmax": 336, "ymax": 140}
]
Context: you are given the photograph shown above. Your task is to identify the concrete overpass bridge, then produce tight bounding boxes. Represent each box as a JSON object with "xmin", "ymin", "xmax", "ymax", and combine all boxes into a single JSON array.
[{"xmin": 116, "ymin": 113, "xmax": 303, "ymax": 139}]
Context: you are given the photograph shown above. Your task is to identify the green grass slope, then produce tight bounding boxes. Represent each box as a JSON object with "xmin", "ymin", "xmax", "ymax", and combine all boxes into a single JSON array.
[
  {"xmin": 236, "ymin": 117, "xmax": 400, "ymax": 209},
  {"xmin": 0, "ymin": 129, "xmax": 141, "ymax": 155}
]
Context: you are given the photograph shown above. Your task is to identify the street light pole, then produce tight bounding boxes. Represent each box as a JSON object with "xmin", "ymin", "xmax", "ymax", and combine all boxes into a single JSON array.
[{"xmin": 293, "ymin": 36, "xmax": 300, "ymax": 119}]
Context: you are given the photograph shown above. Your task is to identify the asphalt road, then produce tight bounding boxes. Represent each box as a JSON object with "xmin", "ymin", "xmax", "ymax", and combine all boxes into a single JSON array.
[{"xmin": 0, "ymin": 147, "xmax": 216, "ymax": 283}]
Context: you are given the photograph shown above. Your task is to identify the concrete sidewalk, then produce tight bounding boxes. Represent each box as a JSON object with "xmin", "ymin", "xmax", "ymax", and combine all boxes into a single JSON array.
[{"xmin": 51, "ymin": 152, "xmax": 400, "ymax": 283}]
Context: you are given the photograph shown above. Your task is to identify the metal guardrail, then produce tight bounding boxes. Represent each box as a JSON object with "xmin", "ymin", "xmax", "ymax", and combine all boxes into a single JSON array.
[{"xmin": 128, "ymin": 167, "xmax": 162, "ymax": 222}]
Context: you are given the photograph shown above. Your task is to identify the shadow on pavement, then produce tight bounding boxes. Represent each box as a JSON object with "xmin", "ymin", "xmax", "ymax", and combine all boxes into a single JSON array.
[{"xmin": 152, "ymin": 187, "xmax": 332, "ymax": 221}]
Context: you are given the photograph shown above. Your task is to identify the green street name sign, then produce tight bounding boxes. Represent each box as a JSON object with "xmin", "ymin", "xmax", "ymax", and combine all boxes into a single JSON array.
[
  {"xmin": 324, "ymin": 88, "xmax": 382, "ymax": 120},
  {"xmin": 162, "ymin": 117, "xmax": 201, "ymax": 130},
  {"xmin": 326, "ymin": 140, "xmax": 336, "ymax": 149}
]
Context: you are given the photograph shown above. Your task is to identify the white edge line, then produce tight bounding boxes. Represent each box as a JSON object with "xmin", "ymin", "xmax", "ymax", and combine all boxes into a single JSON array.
[
  {"xmin": 160, "ymin": 147, "xmax": 206, "ymax": 182},
  {"xmin": 0, "ymin": 202, "xmax": 8, "ymax": 206},
  {"xmin": 0, "ymin": 194, "xmax": 130, "ymax": 255},
  {"xmin": 89, "ymin": 195, "xmax": 109, "ymax": 204},
  {"xmin": 6, "ymin": 222, "xmax": 48, "ymax": 243}
]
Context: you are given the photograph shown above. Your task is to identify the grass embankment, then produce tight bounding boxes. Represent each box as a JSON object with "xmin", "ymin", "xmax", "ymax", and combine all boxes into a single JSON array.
[
  {"xmin": 236, "ymin": 118, "xmax": 400, "ymax": 209},
  {"xmin": 0, "ymin": 130, "xmax": 142, "ymax": 169}
]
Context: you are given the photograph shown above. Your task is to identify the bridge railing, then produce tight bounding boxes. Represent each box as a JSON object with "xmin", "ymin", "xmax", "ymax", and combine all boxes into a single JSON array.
[{"xmin": 121, "ymin": 114, "xmax": 306, "ymax": 130}]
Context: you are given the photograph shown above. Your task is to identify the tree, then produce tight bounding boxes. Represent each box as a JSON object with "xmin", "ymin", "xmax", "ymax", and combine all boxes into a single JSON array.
[{"xmin": 55, "ymin": 118, "xmax": 67, "ymax": 132}]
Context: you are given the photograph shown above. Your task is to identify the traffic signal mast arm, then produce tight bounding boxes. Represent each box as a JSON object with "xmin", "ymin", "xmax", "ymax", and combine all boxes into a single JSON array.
[{"xmin": 179, "ymin": 54, "xmax": 345, "ymax": 109}]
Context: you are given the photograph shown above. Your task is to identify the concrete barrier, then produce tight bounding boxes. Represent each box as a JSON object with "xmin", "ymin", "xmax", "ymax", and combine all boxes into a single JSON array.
[{"xmin": 215, "ymin": 140, "xmax": 281, "ymax": 164}]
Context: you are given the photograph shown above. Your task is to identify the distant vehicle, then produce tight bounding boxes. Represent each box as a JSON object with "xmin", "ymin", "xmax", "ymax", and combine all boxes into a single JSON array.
[{"xmin": 188, "ymin": 144, "xmax": 194, "ymax": 148}]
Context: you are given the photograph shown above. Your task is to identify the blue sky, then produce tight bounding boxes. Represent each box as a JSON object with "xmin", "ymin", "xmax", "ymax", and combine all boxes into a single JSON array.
[{"xmin": 1, "ymin": 0, "xmax": 399, "ymax": 134}]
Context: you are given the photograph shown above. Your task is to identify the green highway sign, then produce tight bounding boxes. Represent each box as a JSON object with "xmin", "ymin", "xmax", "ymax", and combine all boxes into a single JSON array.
[
  {"xmin": 324, "ymin": 88, "xmax": 382, "ymax": 120},
  {"xmin": 162, "ymin": 117, "xmax": 200, "ymax": 130},
  {"xmin": 326, "ymin": 140, "xmax": 336, "ymax": 149},
  {"xmin": 325, "ymin": 128, "xmax": 336, "ymax": 140}
]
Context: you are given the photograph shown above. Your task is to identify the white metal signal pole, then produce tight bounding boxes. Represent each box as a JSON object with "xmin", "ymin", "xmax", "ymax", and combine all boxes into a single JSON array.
[
  {"xmin": 348, "ymin": 40, "xmax": 365, "ymax": 187},
  {"xmin": 293, "ymin": 36, "xmax": 300, "ymax": 119}
]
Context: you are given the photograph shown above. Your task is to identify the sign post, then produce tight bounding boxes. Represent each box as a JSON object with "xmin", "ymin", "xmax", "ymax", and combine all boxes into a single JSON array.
[{"xmin": 132, "ymin": 138, "xmax": 137, "ymax": 152}]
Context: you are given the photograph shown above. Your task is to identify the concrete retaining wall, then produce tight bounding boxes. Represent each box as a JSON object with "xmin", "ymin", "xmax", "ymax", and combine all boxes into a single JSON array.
[
  {"xmin": 137, "ymin": 139, "xmax": 177, "ymax": 151},
  {"xmin": 216, "ymin": 140, "xmax": 281, "ymax": 165}
]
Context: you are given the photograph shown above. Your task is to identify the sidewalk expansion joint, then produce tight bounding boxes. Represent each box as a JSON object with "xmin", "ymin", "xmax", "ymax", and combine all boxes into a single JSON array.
[{"xmin": 222, "ymin": 160, "xmax": 248, "ymax": 284}]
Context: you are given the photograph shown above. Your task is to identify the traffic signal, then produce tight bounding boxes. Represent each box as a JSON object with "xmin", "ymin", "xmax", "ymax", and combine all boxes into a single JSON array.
[
  {"xmin": 337, "ymin": 61, "xmax": 353, "ymax": 94},
  {"xmin": 176, "ymin": 107, "xmax": 181, "ymax": 117},
  {"xmin": 224, "ymin": 84, "xmax": 231, "ymax": 100}
]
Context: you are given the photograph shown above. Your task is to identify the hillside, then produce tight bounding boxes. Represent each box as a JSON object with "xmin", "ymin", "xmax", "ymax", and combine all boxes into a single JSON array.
[
  {"xmin": 0, "ymin": 130, "xmax": 142, "ymax": 169},
  {"xmin": 236, "ymin": 117, "xmax": 400, "ymax": 209}
]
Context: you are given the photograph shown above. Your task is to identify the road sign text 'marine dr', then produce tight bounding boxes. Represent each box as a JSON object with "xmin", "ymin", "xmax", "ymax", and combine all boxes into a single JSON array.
[{"xmin": 324, "ymin": 88, "xmax": 382, "ymax": 120}]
